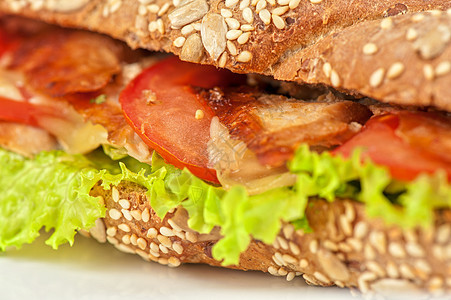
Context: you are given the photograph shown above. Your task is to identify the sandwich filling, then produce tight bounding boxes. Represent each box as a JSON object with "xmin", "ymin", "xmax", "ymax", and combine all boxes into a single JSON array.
[{"xmin": 0, "ymin": 18, "xmax": 450, "ymax": 265}]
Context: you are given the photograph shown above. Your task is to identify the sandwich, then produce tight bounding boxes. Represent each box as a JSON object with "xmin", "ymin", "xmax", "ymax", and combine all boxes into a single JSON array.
[{"xmin": 0, "ymin": 0, "xmax": 451, "ymax": 295}]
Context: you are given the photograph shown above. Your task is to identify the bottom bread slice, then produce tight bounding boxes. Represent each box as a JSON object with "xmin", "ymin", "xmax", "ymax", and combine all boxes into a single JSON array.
[{"xmin": 85, "ymin": 181, "xmax": 451, "ymax": 294}]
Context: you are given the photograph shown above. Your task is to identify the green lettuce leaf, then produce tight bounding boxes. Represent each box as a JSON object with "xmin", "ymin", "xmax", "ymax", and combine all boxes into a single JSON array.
[
  {"xmin": 1, "ymin": 144, "xmax": 450, "ymax": 267},
  {"xmin": 0, "ymin": 149, "xmax": 105, "ymax": 250}
]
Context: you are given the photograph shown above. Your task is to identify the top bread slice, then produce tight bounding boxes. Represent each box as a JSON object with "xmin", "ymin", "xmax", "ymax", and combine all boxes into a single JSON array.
[{"xmin": 1, "ymin": 0, "xmax": 451, "ymax": 111}]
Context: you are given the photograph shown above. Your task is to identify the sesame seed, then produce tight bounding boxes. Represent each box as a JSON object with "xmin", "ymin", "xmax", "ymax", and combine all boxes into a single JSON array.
[
  {"xmin": 141, "ymin": 208, "xmax": 150, "ymax": 223},
  {"xmin": 237, "ymin": 51, "xmax": 253, "ymax": 63},
  {"xmin": 314, "ymin": 272, "xmax": 330, "ymax": 284},
  {"xmin": 310, "ymin": 0, "xmax": 323, "ymax": 3},
  {"xmin": 158, "ymin": 234, "xmax": 173, "ymax": 247},
  {"xmin": 364, "ymin": 244, "xmax": 376, "ymax": 260},
  {"xmin": 405, "ymin": 242, "xmax": 425, "ymax": 258},
  {"xmin": 118, "ymin": 223, "xmax": 131, "ymax": 233},
  {"xmin": 423, "ymin": 64, "xmax": 435, "ymax": 80},
  {"xmin": 275, "ymin": 252, "xmax": 287, "ymax": 265},
  {"xmin": 330, "ymin": 69, "xmax": 341, "ymax": 87},
  {"xmin": 289, "ymin": 0, "xmax": 300, "ymax": 9},
  {"xmin": 225, "ymin": 0, "xmax": 239, "ymax": 7},
  {"xmin": 139, "ymin": 0, "xmax": 154, "ymax": 4},
  {"xmin": 122, "ymin": 235, "xmax": 131, "ymax": 244},
  {"xmin": 240, "ymin": 0, "xmax": 250, "ymax": 9},
  {"xmin": 278, "ymin": 268, "xmax": 288, "ymax": 276},
  {"xmin": 137, "ymin": 238, "xmax": 147, "ymax": 250},
  {"xmin": 131, "ymin": 210, "xmax": 142, "ymax": 221},
  {"xmin": 338, "ymin": 242, "xmax": 352, "ymax": 253},
  {"xmin": 387, "ymin": 62, "xmax": 405, "ymax": 79},
  {"xmin": 435, "ymin": 61, "xmax": 451, "ymax": 77},
  {"xmin": 112, "ymin": 187, "xmax": 119, "ymax": 202},
  {"xmin": 344, "ymin": 202, "xmax": 355, "ymax": 222},
  {"xmin": 299, "ymin": 259, "xmax": 309, "ymax": 269},
  {"xmin": 157, "ymin": 1, "xmax": 170, "ymax": 14},
  {"xmin": 121, "ymin": 209, "xmax": 132, "ymax": 221},
  {"xmin": 107, "ymin": 236, "xmax": 119, "ymax": 245},
  {"xmin": 150, "ymin": 242, "xmax": 159, "ymax": 252},
  {"xmin": 268, "ymin": 266, "xmax": 278, "ymax": 276},
  {"xmin": 136, "ymin": 249, "xmax": 150, "ymax": 261},
  {"xmin": 219, "ymin": 52, "xmax": 228, "ymax": 68},
  {"xmin": 403, "ymin": 229, "xmax": 417, "ymax": 243},
  {"xmin": 362, "ymin": 42, "xmax": 378, "ymax": 55},
  {"xmin": 366, "ymin": 261, "xmax": 386, "ymax": 277},
  {"xmin": 242, "ymin": 7, "xmax": 254, "ymax": 23},
  {"xmin": 267, "ymin": 0, "xmax": 276, "ymax": 5},
  {"xmin": 322, "ymin": 62, "xmax": 332, "ymax": 78},
  {"xmin": 354, "ymin": 222, "xmax": 368, "ymax": 239},
  {"xmin": 181, "ymin": 24, "xmax": 194, "ymax": 36},
  {"xmin": 130, "ymin": 234, "xmax": 138, "ymax": 246},
  {"xmin": 272, "ymin": 6, "xmax": 289, "ymax": 16},
  {"xmin": 358, "ymin": 272, "xmax": 377, "ymax": 293},
  {"xmin": 272, "ymin": 14, "xmax": 285, "ymax": 29},
  {"xmin": 369, "ymin": 68, "xmax": 385, "ymax": 88},
  {"xmin": 119, "ymin": 199, "xmax": 130, "ymax": 209},
  {"xmin": 147, "ymin": 228, "xmax": 158, "ymax": 239},
  {"xmin": 259, "ymin": 9, "xmax": 271, "ymax": 25},
  {"xmin": 176, "ymin": 231, "xmax": 186, "ymax": 240},
  {"xmin": 227, "ymin": 41, "xmax": 238, "ymax": 56},
  {"xmin": 225, "ymin": 18, "xmax": 240, "ymax": 30},
  {"xmin": 406, "ymin": 28, "xmax": 418, "ymax": 40},
  {"xmin": 148, "ymin": 21, "xmax": 158, "ymax": 33},
  {"xmin": 369, "ymin": 231, "xmax": 386, "ymax": 254},
  {"xmin": 226, "ymin": 29, "xmax": 242, "ymax": 40},
  {"xmin": 278, "ymin": 0, "xmax": 290, "ymax": 4},
  {"xmin": 158, "ymin": 258, "xmax": 169, "ymax": 265},
  {"xmin": 108, "ymin": 209, "xmax": 122, "ymax": 220},
  {"xmin": 186, "ymin": 232, "xmax": 198, "ymax": 243},
  {"xmin": 389, "ymin": 242, "xmax": 406, "ymax": 258},
  {"xmin": 346, "ymin": 238, "xmax": 363, "ymax": 252},
  {"xmin": 173, "ymin": 242, "xmax": 184, "ymax": 254},
  {"xmin": 282, "ymin": 254, "xmax": 297, "ymax": 264},
  {"xmin": 173, "ymin": 36, "xmax": 186, "ymax": 47},
  {"xmin": 241, "ymin": 24, "xmax": 255, "ymax": 31},
  {"xmin": 167, "ymin": 219, "xmax": 182, "ymax": 232},
  {"xmin": 256, "ymin": 0, "xmax": 266, "ymax": 12},
  {"xmin": 221, "ymin": 9, "xmax": 233, "ymax": 18},
  {"xmin": 436, "ymin": 224, "xmax": 450, "ymax": 244},
  {"xmin": 273, "ymin": 238, "xmax": 280, "ymax": 249},
  {"xmin": 428, "ymin": 276, "xmax": 444, "ymax": 291},
  {"xmin": 289, "ymin": 242, "xmax": 300, "ymax": 255},
  {"xmin": 303, "ymin": 274, "xmax": 317, "ymax": 285},
  {"xmin": 339, "ymin": 215, "xmax": 352, "ymax": 236},
  {"xmin": 173, "ymin": 0, "xmax": 181, "ymax": 6},
  {"xmin": 286, "ymin": 272, "xmax": 296, "ymax": 281},
  {"xmin": 157, "ymin": 19, "xmax": 165, "ymax": 34},
  {"xmin": 277, "ymin": 236, "xmax": 289, "ymax": 250},
  {"xmin": 414, "ymin": 259, "xmax": 431, "ymax": 275},
  {"xmin": 150, "ymin": 249, "xmax": 160, "ymax": 257},
  {"xmin": 380, "ymin": 18, "xmax": 393, "ymax": 30},
  {"xmin": 106, "ymin": 227, "xmax": 117, "ymax": 237},
  {"xmin": 309, "ymin": 240, "xmax": 318, "ymax": 254},
  {"xmin": 160, "ymin": 226, "xmax": 176, "ymax": 237},
  {"xmin": 324, "ymin": 240, "xmax": 338, "ymax": 252},
  {"xmin": 159, "ymin": 244, "xmax": 169, "ymax": 253},
  {"xmin": 115, "ymin": 243, "xmax": 136, "ymax": 254},
  {"xmin": 148, "ymin": 4, "xmax": 159, "ymax": 13},
  {"xmin": 138, "ymin": 4, "xmax": 147, "ymax": 15},
  {"xmin": 272, "ymin": 254, "xmax": 284, "ymax": 267},
  {"xmin": 168, "ymin": 257, "xmax": 181, "ymax": 267},
  {"xmin": 386, "ymin": 261, "xmax": 399, "ymax": 278},
  {"xmin": 192, "ymin": 22, "xmax": 202, "ymax": 31},
  {"xmin": 399, "ymin": 264, "xmax": 415, "ymax": 279}
]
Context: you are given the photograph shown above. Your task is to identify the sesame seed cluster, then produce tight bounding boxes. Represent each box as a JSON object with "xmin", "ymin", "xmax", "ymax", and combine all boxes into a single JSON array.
[{"xmin": 87, "ymin": 182, "xmax": 451, "ymax": 294}]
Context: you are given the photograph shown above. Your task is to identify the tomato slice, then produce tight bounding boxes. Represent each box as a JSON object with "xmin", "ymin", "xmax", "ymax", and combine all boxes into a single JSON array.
[
  {"xmin": 119, "ymin": 56, "xmax": 245, "ymax": 183},
  {"xmin": 334, "ymin": 112, "xmax": 451, "ymax": 181}
]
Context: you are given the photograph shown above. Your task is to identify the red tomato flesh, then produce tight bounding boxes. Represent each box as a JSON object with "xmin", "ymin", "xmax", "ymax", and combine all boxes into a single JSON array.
[
  {"xmin": 120, "ymin": 56, "xmax": 245, "ymax": 183},
  {"xmin": 334, "ymin": 113, "xmax": 451, "ymax": 181}
]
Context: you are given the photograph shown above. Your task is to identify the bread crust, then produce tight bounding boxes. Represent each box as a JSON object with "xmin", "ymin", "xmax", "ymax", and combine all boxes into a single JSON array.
[
  {"xmin": 87, "ymin": 181, "xmax": 451, "ymax": 294},
  {"xmin": 1, "ymin": 1, "xmax": 451, "ymax": 111}
]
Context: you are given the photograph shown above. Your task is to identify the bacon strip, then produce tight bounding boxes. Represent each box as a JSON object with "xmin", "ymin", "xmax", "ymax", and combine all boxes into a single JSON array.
[{"xmin": 203, "ymin": 87, "xmax": 373, "ymax": 167}]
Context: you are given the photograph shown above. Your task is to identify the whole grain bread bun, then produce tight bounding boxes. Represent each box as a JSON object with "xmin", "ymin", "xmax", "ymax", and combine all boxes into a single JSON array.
[
  {"xmin": 1, "ymin": 1, "xmax": 451, "ymax": 111},
  {"xmin": 86, "ymin": 181, "xmax": 451, "ymax": 294}
]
